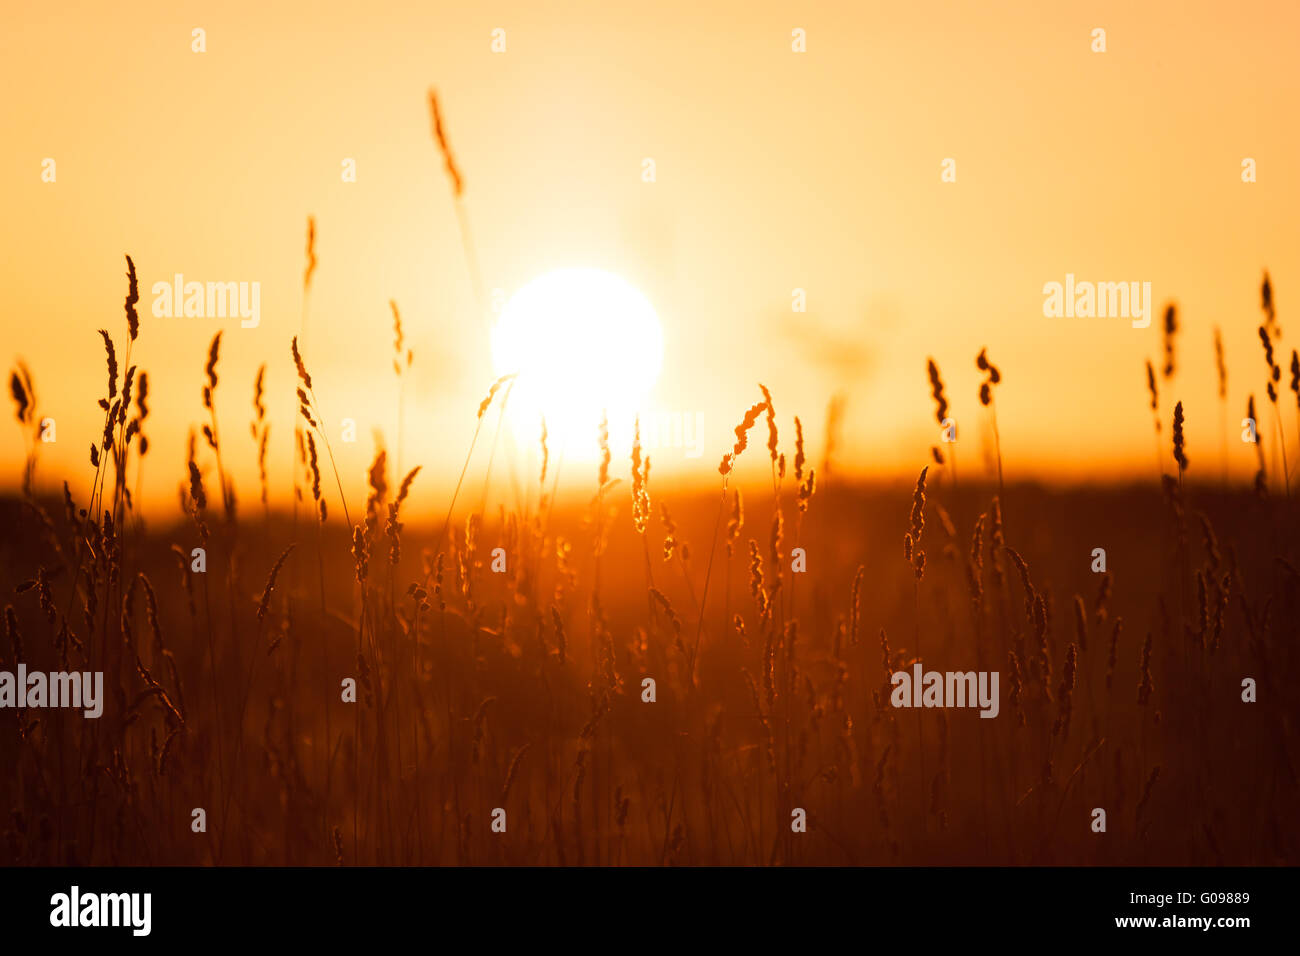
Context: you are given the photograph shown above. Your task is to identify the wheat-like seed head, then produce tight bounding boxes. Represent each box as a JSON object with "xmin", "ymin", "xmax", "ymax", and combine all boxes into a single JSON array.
[
  {"xmin": 428, "ymin": 89, "xmax": 464, "ymax": 196},
  {"xmin": 718, "ymin": 399, "xmax": 768, "ymax": 475},
  {"xmin": 1214, "ymin": 328, "xmax": 1228, "ymax": 400},
  {"xmin": 926, "ymin": 358, "xmax": 948, "ymax": 425},
  {"xmin": 630, "ymin": 418, "xmax": 650, "ymax": 534},
  {"xmin": 1162, "ymin": 304, "xmax": 1178, "ymax": 379},
  {"xmin": 1261, "ymin": 270, "xmax": 1277, "ymax": 334},
  {"xmin": 304, "ymin": 216, "xmax": 318, "ymax": 291},
  {"xmin": 597, "ymin": 411, "xmax": 610, "ymax": 488},
  {"xmin": 201, "ymin": 333, "xmax": 221, "ymax": 414},
  {"xmin": 291, "ymin": 336, "xmax": 313, "ymax": 391},
  {"xmin": 1172, "ymin": 400, "xmax": 1188, "ymax": 471},
  {"xmin": 9, "ymin": 367, "xmax": 32, "ymax": 426},
  {"xmin": 758, "ymin": 383, "xmax": 778, "ymax": 463},
  {"xmin": 477, "ymin": 374, "xmax": 514, "ymax": 420},
  {"xmin": 98, "ymin": 329, "xmax": 118, "ymax": 403},
  {"xmin": 257, "ymin": 545, "xmax": 295, "ymax": 622},
  {"xmin": 124, "ymin": 254, "xmax": 139, "ymax": 342}
]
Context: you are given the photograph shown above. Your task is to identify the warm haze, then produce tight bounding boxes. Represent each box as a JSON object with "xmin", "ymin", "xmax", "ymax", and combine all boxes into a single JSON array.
[
  {"xmin": 2, "ymin": 0, "xmax": 1298, "ymax": 873},
  {"xmin": 4, "ymin": 1, "xmax": 1300, "ymax": 514}
]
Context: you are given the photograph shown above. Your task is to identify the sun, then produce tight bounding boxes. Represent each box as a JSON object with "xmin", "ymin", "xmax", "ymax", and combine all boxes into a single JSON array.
[{"xmin": 491, "ymin": 268, "xmax": 664, "ymax": 454}]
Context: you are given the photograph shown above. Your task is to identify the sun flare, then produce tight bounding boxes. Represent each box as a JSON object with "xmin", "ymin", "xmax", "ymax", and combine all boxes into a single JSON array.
[{"xmin": 491, "ymin": 268, "xmax": 664, "ymax": 453}]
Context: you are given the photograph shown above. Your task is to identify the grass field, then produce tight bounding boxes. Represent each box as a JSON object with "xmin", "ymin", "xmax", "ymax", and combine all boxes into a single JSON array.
[{"xmin": 3, "ymin": 342, "xmax": 1296, "ymax": 865}]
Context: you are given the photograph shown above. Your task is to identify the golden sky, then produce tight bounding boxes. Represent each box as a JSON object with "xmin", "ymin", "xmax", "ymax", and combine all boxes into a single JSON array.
[{"xmin": 4, "ymin": 0, "xmax": 1299, "ymax": 515}]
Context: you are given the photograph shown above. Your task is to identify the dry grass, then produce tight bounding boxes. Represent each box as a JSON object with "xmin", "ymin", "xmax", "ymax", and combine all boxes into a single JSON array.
[
  {"xmin": 1, "ymin": 97, "xmax": 1297, "ymax": 868},
  {"xmin": 3, "ymin": 332, "xmax": 1295, "ymax": 863}
]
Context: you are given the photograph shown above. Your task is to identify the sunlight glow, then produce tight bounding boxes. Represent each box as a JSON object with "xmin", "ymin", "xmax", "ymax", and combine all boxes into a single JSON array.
[{"xmin": 491, "ymin": 268, "xmax": 664, "ymax": 456}]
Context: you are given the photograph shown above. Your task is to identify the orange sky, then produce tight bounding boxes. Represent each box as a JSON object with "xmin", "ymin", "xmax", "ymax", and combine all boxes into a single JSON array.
[{"xmin": 4, "ymin": 0, "xmax": 1300, "ymax": 515}]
